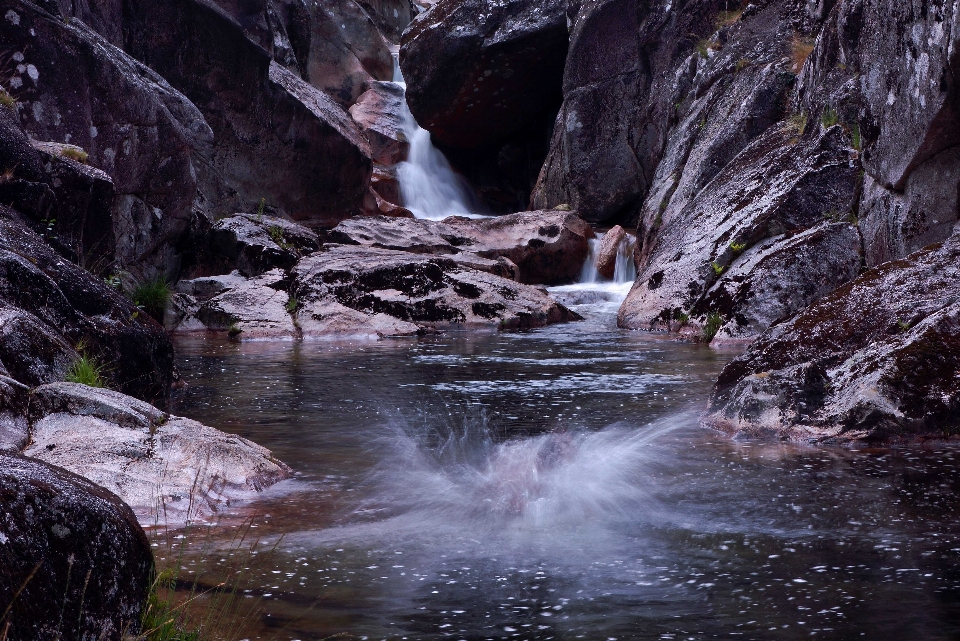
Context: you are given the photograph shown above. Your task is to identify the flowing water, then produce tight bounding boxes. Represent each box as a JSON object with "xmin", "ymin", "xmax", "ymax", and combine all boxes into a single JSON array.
[{"xmin": 170, "ymin": 266, "xmax": 960, "ymax": 639}]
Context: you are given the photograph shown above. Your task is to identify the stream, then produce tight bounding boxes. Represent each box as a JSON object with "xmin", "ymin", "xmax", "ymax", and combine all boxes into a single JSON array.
[{"xmin": 169, "ymin": 268, "xmax": 960, "ymax": 640}]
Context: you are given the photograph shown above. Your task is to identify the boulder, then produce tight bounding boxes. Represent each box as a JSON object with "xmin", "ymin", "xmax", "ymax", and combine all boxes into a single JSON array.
[
  {"xmin": 3, "ymin": 1, "xmax": 210, "ymax": 276},
  {"xmin": 704, "ymin": 231, "xmax": 960, "ymax": 444},
  {"xmin": 595, "ymin": 225, "xmax": 626, "ymax": 279},
  {"xmin": 329, "ymin": 210, "xmax": 592, "ymax": 284},
  {"xmin": 355, "ymin": 0, "xmax": 412, "ymax": 42},
  {"xmin": 25, "ymin": 382, "xmax": 292, "ymax": 522},
  {"xmin": 122, "ymin": 0, "xmax": 372, "ymax": 227},
  {"xmin": 0, "ymin": 375, "xmax": 29, "ymax": 453},
  {"xmin": 292, "ymin": 245, "xmax": 581, "ymax": 335},
  {"xmin": 0, "ymin": 208, "xmax": 173, "ymax": 402},
  {"xmin": 175, "ymin": 269, "xmax": 298, "ymax": 339},
  {"xmin": 618, "ymin": 125, "xmax": 860, "ymax": 339},
  {"xmin": 399, "ymin": 0, "xmax": 567, "ymax": 150},
  {"xmin": 209, "ymin": 213, "xmax": 321, "ymax": 277},
  {"xmin": 0, "ymin": 455, "xmax": 152, "ymax": 640},
  {"xmin": 349, "ymin": 81, "xmax": 410, "ymax": 165}
]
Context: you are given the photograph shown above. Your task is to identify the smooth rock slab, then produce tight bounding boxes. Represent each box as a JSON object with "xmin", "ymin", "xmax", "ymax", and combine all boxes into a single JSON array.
[
  {"xmin": 177, "ymin": 269, "xmax": 298, "ymax": 339},
  {"xmin": 25, "ymin": 383, "xmax": 291, "ymax": 523},
  {"xmin": 705, "ymin": 231, "xmax": 960, "ymax": 444},
  {"xmin": 292, "ymin": 245, "xmax": 580, "ymax": 334},
  {"xmin": 0, "ymin": 455, "xmax": 153, "ymax": 640}
]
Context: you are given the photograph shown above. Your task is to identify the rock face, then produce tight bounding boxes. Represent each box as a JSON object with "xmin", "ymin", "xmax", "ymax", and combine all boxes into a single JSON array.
[
  {"xmin": 208, "ymin": 214, "xmax": 321, "ymax": 277},
  {"xmin": 618, "ymin": 124, "xmax": 860, "ymax": 341},
  {"xmin": 350, "ymin": 82, "xmax": 411, "ymax": 165},
  {"xmin": 705, "ymin": 232, "xmax": 960, "ymax": 443},
  {"xmin": 2, "ymin": 2, "xmax": 208, "ymax": 276},
  {"xmin": 0, "ymin": 455, "xmax": 153, "ymax": 640},
  {"xmin": 25, "ymin": 382, "xmax": 292, "ymax": 522},
  {"xmin": 400, "ymin": 0, "xmax": 568, "ymax": 212},
  {"xmin": 329, "ymin": 210, "xmax": 592, "ymax": 284},
  {"xmin": 0, "ymin": 207, "xmax": 173, "ymax": 402},
  {"xmin": 292, "ymin": 245, "xmax": 581, "ymax": 335}
]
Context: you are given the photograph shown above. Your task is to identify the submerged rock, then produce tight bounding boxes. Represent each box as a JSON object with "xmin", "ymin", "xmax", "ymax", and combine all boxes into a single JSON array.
[
  {"xmin": 0, "ymin": 455, "xmax": 153, "ymax": 640},
  {"xmin": 704, "ymin": 232, "xmax": 960, "ymax": 444},
  {"xmin": 292, "ymin": 245, "xmax": 581, "ymax": 335},
  {"xmin": 25, "ymin": 382, "xmax": 292, "ymax": 522}
]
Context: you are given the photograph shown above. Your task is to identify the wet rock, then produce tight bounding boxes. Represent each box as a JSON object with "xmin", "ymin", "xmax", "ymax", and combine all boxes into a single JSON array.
[
  {"xmin": 209, "ymin": 214, "xmax": 321, "ymax": 277},
  {"xmin": 399, "ymin": 0, "xmax": 567, "ymax": 150},
  {"xmin": 122, "ymin": 0, "xmax": 372, "ymax": 226},
  {"xmin": 175, "ymin": 269, "xmax": 298, "ymax": 339},
  {"xmin": 349, "ymin": 81, "xmax": 410, "ymax": 165},
  {"xmin": 355, "ymin": 0, "xmax": 412, "ymax": 42},
  {"xmin": 292, "ymin": 245, "xmax": 581, "ymax": 335},
  {"xmin": 4, "ymin": 2, "xmax": 209, "ymax": 276},
  {"xmin": 0, "ymin": 454, "xmax": 152, "ymax": 639},
  {"xmin": 0, "ymin": 375, "xmax": 29, "ymax": 453},
  {"xmin": 618, "ymin": 125, "xmax": 860, "ymax": 336},
  {"xmin": 300, "ymin": 0, "xmax": 394, "ymax": 106},
  {"xmin": 595, "ymin": 225, "xmax": 626, "ymax": 279},
  {"xmin": 532, "ymin": 0, "xmax": 799, "ymax": 223},
  {"xmin": 0, "ymin": 208, "xmax": 173, "ymax": 401},
  {"xmin": 329, "ymin": 210, "xmax": 592, "ymax": 285},
  {"xmin": 25, "ymin": 382, "xmax": 292, "ymax": 522},
  {"xmin": 705, "ymin": 232, "xmax": 960, "ymax": 444}
]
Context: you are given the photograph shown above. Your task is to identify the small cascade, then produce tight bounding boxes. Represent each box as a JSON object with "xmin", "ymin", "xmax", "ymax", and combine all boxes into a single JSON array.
[
  {"xmin": 579, "ymin": 231, "xmax": 638, "ymax": 286},
  {"xmin": 391, "ymin": 55, "xmax": 484, "ymax": 221}
]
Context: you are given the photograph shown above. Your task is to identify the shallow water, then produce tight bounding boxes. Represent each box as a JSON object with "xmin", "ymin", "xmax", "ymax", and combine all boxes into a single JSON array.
[{"xmin": 170, "ymin": 295, "xmax": 960, "ymax": 640}]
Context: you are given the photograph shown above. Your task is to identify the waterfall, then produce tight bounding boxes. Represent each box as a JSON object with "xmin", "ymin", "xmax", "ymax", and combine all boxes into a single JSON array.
[
  {"xmin": 579, "ymin": 230, "xmax": 638, "ymax": 286},
  {"xmin": 392, "ymin": 56, "xmax": 484, "ymax": 221}
]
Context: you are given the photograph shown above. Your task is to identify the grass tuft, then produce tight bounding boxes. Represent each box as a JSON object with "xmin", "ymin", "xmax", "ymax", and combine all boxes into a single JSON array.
[
  {"xmin": 66, "ymin": 344, "xmax": 108, "ymax": 388},
  {"xmin": 820, "ymin": 106, "xmax": 840, "ymax": 129},
  {"xmin": 60, "ymin": 146, "xmax": 89, "ymax": 164},
  {"xmin": 133, "ymin": 278, "xmax": 171, "ymax": 323},
  {"xmin": 702, "ymin": 312, "xmax": 724, "ymax": 343},
  {"xmin": 0, "ymin": 89, "xmax": 16, "ymax": 113}
]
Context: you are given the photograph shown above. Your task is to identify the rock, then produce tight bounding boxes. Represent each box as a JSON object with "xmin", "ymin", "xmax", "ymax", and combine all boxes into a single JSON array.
[
  {"xmin": 0, "ymin": 375, "xmax": 29, "ymax": 453},
  {"xmin": 0, "ymin": 207, "xmax": 173, "ymax": 401},
  {"xmin": 701, "ymin": 222, "xmax": 862, "ymax": 344},
  {"xmin": 175, "ymin": 269, "xmax": 298, "ymax": 339},
  {"xmin": 399, "ymin": 0, "xmax": 567, "ymax": 150},
  {"xmin": 122, "ymin": 0, "xmax": 372, "ymax": 226},
  {"xmin": 0, "ymin": 454, "xmax": 152, "ymax": 639},
  {"xmin": 301, "ymin": 0, "xmax": 394, "ymax": 106},
  {"xmin": 292, "ymin": 245, "xmax": 581, "ymax": 335},
  {"xmin": 798, "ymin": 0, "xmax": 960, "ymax": 267},
  {"xmin": 532, "ymin": 0, "xmax": 801, "ymax": 223},
  {"xmin": 349, "ymin": 81, "xmax": 410, "ymax": 165},
  {"xmin": 25, "ymin": 382, "xmax": 292, "ymax": 522},
  {"xmin": 354, "ymin": 0, "xmax": 412, "ymax": 42},
  {"xmin": 618, "ymin": 125, "xmax": 860, "ymax": 337},
  {"xmin": 3, "ymin": 2, "xmax": 210, "ymax": 276},
  {"xmin": 704, "ymin": 231, "xmax": 960, "ymax": 444},
  {"xmin": 209, "ymin": 214, "xmax": 321, "ymax": 277},
  {"xmin": 595, "ymin": 225, "xmax": 626, "ymax": 279},
  {"xmin": 329, "ymin": 210, "xmax": 592, "ymax": 285}
]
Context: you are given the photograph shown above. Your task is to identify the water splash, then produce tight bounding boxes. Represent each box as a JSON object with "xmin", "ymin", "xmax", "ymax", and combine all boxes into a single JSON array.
[{"xmin": 392, "ymin": 55, "xmax": 484, "ymax": 221}]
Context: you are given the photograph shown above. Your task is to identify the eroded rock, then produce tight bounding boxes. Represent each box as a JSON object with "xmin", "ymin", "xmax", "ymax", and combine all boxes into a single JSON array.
[
  {"xmin": 25, "ymin": 382, "xmax": 292, "ymax": 521},
  {"xmin": 595, "ymin": 225, "xmax": 626, "ymax": 279},
  {"xmin": 705, "ymin": 232, "xmax": 960, "ymax": 443},
  {"xmin": 350, "ymin": 81, "xmax": 410, "ymax": 165},
  {"xmin": 0, "ymin": 454, "xmax": 152, "ymax": 639},
  {"xmin": 209, "ymin": 214, "xmax": 321, "ymax": 277}
]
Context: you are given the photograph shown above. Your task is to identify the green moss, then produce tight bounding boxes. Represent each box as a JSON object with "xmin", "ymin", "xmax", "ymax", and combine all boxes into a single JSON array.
[
  {"xmin": 821, "ymin": 106, "xmax": 840, "ymax": 129},
  {"xmin": 60, "ymin": 146, "xmax": 89, "ymax": 164},
  {"xmin": 711, "ymin": 262, "xmax": 725, "ymax": 276}
]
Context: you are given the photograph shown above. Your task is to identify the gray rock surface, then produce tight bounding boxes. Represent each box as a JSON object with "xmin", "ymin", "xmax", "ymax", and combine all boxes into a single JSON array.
[
  {"xmin": 25, "ymin": 382, "xmax": 292, "ymax": 522},
  {"xmin": 0, "ymin": 454, "xmax": 153, "ymax": 640},
  {"xmin": 705, "ymin": 231, "xmax": 960, "ymax": 443},
  {"xmin": 209, "ymin": 214, "xmax": 321, "ymax": 277},
  {"xmin": 329, "ymin": 210, "xmax": 592, "ymax": 284},
  {"xmin": 595, "ymin": 225, "xmax": 626, "ymax": 279},
  {"xmin": 618, "ymin": 125, "xmax": 860, "ymax": 338},
  {"xmin": 292, "ymin": 245, "xmax": 581, "ymax": 334},
  {"xmin": 350, "ymin": 81, "xmax": 411, "ymax": 165}
]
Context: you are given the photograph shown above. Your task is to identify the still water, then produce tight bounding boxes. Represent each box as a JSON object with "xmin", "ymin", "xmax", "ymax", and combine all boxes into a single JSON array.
[{"xmin": 171, "ymin": 292, "xmax": 960, "ymax": 640}]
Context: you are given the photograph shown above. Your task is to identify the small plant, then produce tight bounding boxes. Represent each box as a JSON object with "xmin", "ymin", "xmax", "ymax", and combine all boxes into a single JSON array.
[
  {"xmin": 850, "ymin": 122, "xmax": 862, "ymax": 151},
  {"xmin": 735, "ymin": 58, "xmax": 750, "ymax": 72},
  {"xmin": 41, "ymin": 215, "xmax": 56, "ymax": 237},
  {"xmin": 0, "ymin": 88, "xmax": 15, "ymax": 113},
  {"xmin": 791, "ymin": 36, "xmax": 815, "ymax": 73},
  {"xmin": 696, "ymin": 37, "xmax": 713, "ymax": 58},
  {"xmin": 897, "ymin": 319, "xmax": 912, "ymax": 332},
  {"xmin": 285, "ymin": 296, "xmax": 299, "ymax": 314},
  {"xmin": 66, "ymin": 342, "xmax": 108, "ymax": 388},
  {"xmin": 821, "ymin": 106, "xmax": 840, "ymax": 129},
  {"xmin": 787, "ymin": 112, "xmax": 808, "ymax": 135},
  {"xmin": 254, "ymin": 198, "xmax": 266, "ymax": 220},
  {"xmin": 673, "ymin": 309, "xmax": 690, "ymax": 326},
  {"xmin": 702, "ymin": 312, "xmax": 724, "ymax": 343},
  {"xmin": 711, "ymin": 261, "xmax": 725, "ymax": 276},
  {"xmin": 104, "ymin": 274, "xmax": 122, "ymax": 289},
  {"xmin": 227, "ymin": 323, "xmax": 242, "ymax": 339},
  {"xmin": 268, "ymin": 225, "xmax": 284, "ymax": 243},
  {"xmin": 133, "ymin": 278, "xmax": 171, "ymax": 323},
  {"xmin": 60, "ymin": 146, "xmax": 89, "ymax": 164},
  {"xmin": 730, "ymin": 241, "xmax": 747, "ymax": 254}
]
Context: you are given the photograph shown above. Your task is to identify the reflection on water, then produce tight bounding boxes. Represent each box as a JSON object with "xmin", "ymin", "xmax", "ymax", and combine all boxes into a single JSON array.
[{"xmin": 170, "ymin": 301, "xmax": 960, "ymax": 640}]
